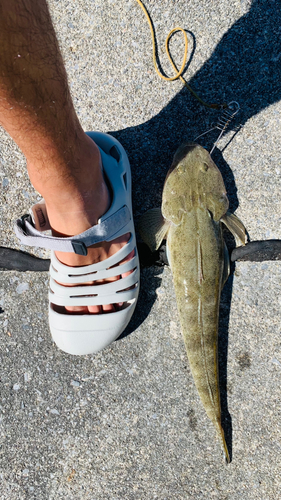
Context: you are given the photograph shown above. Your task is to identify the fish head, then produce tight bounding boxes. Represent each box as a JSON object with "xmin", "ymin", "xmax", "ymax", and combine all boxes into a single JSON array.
[{"xmin": 162, "ymin": 142, "xmax": 229, "ymax": 223}]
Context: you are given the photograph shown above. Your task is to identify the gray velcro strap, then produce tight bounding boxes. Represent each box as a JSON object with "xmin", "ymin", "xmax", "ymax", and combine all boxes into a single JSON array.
[{"xmin": 14, "ymin": 206, "xmax": 130, "ymax": 255}]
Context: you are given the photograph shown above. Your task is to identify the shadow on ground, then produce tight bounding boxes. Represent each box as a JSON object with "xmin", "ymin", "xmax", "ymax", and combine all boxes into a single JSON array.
[
  {"xmin": 115, "ymin": 0, "xmax": 281, "ymax": 459},
  {"xmin": 113, "ymin": 0, "xmax": 280, "ymax": 214},
  {"xmin": 113, "ymin": 0, "xmax": 280, "ymax": 329},
  {"xmin": 1, "ymin": 0, "xmax": 280, "ymax": 459}
]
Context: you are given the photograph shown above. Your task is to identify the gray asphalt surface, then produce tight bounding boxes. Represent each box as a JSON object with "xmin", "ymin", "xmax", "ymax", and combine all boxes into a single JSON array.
[{"xmin": 0, "ymin": 0, "xmax": 281, "ymax": 498}]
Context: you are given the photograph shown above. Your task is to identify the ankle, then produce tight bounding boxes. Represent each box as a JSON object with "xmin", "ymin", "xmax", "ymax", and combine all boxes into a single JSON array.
[
  {"xmin": 45, "ymin": 182, "xmax": 110, "ymax": 237},
  {"xmin": 27, "ymin": 133, "xmax": 111, "ymax": 235}
]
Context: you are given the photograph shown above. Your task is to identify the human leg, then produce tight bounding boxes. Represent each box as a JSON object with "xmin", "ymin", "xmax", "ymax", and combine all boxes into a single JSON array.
[{"xmin": 0, "ymin": 1, "xmax": 137, "ymax": 322}]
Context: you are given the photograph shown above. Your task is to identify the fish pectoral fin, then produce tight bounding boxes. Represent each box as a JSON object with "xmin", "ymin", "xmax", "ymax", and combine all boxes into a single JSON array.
[
  {"xmin": 222, "ymin": 242, "xmax": 230, "ymax": 288},
  {"xmin": 221, "ymin": 211, "xmax": 247, "ymax": 246},
  {"xmin": 138, "ymin": 208, "xmax": 170, "ymax": 252}
]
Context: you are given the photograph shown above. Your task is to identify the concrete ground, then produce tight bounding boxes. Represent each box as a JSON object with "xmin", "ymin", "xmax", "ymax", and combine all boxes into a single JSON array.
[{"xmin": 0, "ymin": 0, "xmax": 281, "ymax": 498}]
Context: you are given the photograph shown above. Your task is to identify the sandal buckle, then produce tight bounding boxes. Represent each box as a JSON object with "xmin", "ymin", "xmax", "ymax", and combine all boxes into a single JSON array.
[
  {"xmin": 72, "ymin": 241, "xmax": 88, "ymax": 256},
  {"xmin": 19, "ymin": 213, "xmax": 33, "ymax": 230}
]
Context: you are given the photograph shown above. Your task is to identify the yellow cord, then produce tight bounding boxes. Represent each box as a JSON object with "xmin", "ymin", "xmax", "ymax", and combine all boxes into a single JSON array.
[{"xmin": 135, "ymin": 0, "xmax": 227, "ymax": 110}]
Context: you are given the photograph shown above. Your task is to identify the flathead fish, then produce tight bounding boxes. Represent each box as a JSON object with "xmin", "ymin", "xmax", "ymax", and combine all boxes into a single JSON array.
[{"xmin": 139, "ymin": 142, "xmax": 247, "ymax": 463}]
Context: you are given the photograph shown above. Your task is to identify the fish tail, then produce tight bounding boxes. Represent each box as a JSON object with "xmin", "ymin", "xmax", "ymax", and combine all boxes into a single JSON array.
[
  {"xmin": 217, "ymin": 423, "xmax": 230, "ymax": 464},
  {"xmin": 222, "ymin": 435, "xmax": 230, "ymax": 464}
]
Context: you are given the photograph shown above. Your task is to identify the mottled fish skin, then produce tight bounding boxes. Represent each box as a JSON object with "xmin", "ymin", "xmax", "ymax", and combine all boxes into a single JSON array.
[
  {"xmin": 162, "ymin": 142, "xmax": 230, "ymax": 462},
  {"xmin": 139, "ymin": 141, "xmax": 247, "ymax": 461}
]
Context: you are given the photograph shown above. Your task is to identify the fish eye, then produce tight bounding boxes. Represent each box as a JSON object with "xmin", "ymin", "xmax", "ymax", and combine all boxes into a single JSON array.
[
  {"xmin": 200, "ymin": 162, "xmax": 209, "ymax": 172},
  {"xmin": 220, "ymin": 194, "xmax": 228, "ymax": 204}
]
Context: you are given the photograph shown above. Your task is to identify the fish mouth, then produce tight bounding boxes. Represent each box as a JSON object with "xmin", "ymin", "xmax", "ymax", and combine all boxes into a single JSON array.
[
  {"xmin": 172, "ymin": 142, "xmax": 198, "ymax": 167},
  {"xmin": 165, "ymin": 142, "xmax": 198, "ymax": 180}
]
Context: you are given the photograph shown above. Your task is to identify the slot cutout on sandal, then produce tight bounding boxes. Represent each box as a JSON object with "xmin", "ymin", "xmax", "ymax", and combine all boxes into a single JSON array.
[
  {"xmin": 117, "ymin": 281, "xmax": 139, "ymax": 294},
  {"xmin": 123, "ymin": 172, "xmax": 127, "ymax": 190},
  {"xmin": 109, "ymin": 145, "xmax": 121, "ymax": 162},
  {"xmin": 68, "ymin": 270, "xmax": 98, "ymax": 278}
]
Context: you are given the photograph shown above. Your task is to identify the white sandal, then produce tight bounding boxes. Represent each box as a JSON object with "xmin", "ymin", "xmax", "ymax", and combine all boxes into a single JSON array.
[{"xmin": 15, "ymin": 132, "xmax": 140, "ymax": 355}]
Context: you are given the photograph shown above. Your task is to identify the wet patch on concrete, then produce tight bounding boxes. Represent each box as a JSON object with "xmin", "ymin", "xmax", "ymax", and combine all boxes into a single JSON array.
[{"xmin": 236, "ymin": 352, "xmax": 251, "ymax": 370}]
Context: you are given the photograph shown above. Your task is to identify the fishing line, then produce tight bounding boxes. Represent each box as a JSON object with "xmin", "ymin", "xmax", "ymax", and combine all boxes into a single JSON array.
[
  {"xmin": 135, "ymin": 0, "xmax": 228, "ymax": 110},
  {"xmin": 136, "ymin": 1, "xmax": 242, "ymax": 152}
]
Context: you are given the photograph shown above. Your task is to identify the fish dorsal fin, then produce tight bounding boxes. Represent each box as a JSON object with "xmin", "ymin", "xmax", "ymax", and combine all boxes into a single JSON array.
[
  {"xmin": 138, "ymin": 208, "xmax": 170, "ymax": 252},
  {"xmin": 221, "ymin": 211, "xmax": 247, "ymax": 246}
]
